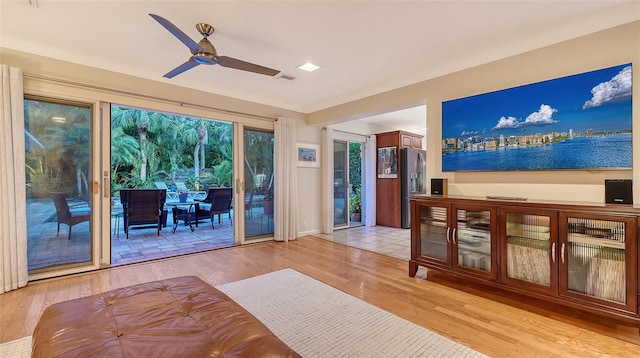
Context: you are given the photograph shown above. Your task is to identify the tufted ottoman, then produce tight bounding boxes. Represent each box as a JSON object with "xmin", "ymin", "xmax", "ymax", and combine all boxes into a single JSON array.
[{"xmin": 32, "ymin": 276, "xmax": 300, "ymax": 357}]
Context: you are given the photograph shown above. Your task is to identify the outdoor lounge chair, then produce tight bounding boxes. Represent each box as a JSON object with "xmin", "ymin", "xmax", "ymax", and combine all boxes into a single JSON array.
[
  {"xmin": 195, "ymin": 187, "xmax": 233, "ymax": 229},
  {"xmin": 50, "ymin": 192, "xmax": 90, "ymax": 240},
  {"xmin": 156, "ymin": 181, "xmax": 177, "ymax": 200},
  {"xmin": 120, "ymin": 189, "xmax": 167, "ymax": 239}
]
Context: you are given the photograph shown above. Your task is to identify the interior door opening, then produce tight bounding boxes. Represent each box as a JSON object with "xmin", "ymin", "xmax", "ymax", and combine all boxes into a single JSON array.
[{"xmin": 333, "ymin": 139, "xmax": 364, "ymax": 230}]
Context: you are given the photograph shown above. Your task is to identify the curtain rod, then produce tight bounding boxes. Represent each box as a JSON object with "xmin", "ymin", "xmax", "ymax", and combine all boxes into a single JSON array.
[
  {"xmin": 324, "ymin": 127, "xmax": 370, "ymax": 138},
  {"xmin": 24, "ymin": 73, "xmax": 276, "ymax": 121}
]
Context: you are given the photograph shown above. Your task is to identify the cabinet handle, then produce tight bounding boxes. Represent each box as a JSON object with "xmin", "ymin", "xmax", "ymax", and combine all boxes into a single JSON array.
[
  {"xmin": 551, "ymin": 243, "xmax": 556, "ymax": 264},
  {"xmin": 452, "ymin": 228, "xmax": 456, "ymax": 244},
  {"xmin": 561, "ymin": 243, "xmax": 565, "ymax": 264},
  {"xmin": 446, "ymin": 227, "xmax": 450, "ymax": 243}
]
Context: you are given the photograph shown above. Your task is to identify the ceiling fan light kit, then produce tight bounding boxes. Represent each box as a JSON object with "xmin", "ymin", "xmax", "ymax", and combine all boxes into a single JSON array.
[{"xmin": 149, "ymin": 13, "xmax": 280, "ymax": 78}]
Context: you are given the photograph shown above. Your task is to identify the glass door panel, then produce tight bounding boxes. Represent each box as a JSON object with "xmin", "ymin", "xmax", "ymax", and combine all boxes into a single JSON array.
[
  {"xmin": 455, "ymin": 208, "xmax": 491, "ymax": 272},
  {"xmin": 25, "ymin": 97, "xmax": 93, "ymax": 272},
  {"xmin": 244, "ymin": 128, "xmax": 274, "ymax": 238},
  {"xmin": 505, "ymin": 213, "xmax": 552, "ymax": 287},
  {"xmin": 418, "ymin": 205, "xmax": 449, "ymax": 262},
  {"xmin": 348, "ymin": 141, "xmax": 363, "ymax": 227},
  {"xmin": 565, "ymin": 217, "xmax": 628, "ymax": 304},
  {"xmin": 333, "ymin": 140, "xmax": 348, "ymax": 227}
]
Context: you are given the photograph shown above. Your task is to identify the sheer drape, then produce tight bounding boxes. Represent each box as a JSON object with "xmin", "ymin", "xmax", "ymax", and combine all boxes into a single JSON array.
[
  {"xmin": 0, "ymin": 65, "xmax": 28, "ymax": 294},
  {"xmin": 273, "ymin": 117, "xmax": 298, "ymax": 241},
  {"xmin": 364, "ymin": 135, "xmax": 376, "ymax": 226},
  {"xmin": 321, "ymin": 127, "xmax": 334, "ymax": 234}
]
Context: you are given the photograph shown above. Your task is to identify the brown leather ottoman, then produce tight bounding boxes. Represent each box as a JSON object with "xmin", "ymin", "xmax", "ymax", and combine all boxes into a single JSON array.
[{"xmin": 32, "ymin": 276, "xmax": 300, "ymax": 357}]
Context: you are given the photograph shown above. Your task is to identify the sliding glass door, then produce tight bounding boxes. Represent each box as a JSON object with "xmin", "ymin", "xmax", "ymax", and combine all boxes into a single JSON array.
[
  {"xmin": 244, "ymin": 128, "xmax": 275, "ymax": 239},
  {"xmin": 21, "ymin": 85, "xmax": 276, "ymax": 278},
  {"xmin": 333, "ymin": 135, "xmax": 365, "ymax": 230},
  {"xmin": 334, "ymin": 140, "xmax": 348, "ymax": 227},
  {"xmin": 25, "ymin": 96, "xmax": 96, "ymax": 273}
]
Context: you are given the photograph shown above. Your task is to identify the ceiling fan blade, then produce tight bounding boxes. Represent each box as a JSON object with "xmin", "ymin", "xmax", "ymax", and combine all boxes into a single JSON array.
[
  {"xmin": 149, "ymin": 13, "xmax": 202, "ymax": 53},
  {"xmin": 218, "ymin": 56, "xmax": 280, "ymax": 77},
  {"xmin": 164, "ymin": 57, "xmax": 200, "ymax": 78}
]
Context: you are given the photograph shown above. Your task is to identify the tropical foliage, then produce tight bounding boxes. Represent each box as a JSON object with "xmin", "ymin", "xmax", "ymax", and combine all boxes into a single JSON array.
[
  {"xmin": 24, "ymin": 99, "xmax": 91, "ymax": 198},
  {"xmin": 110, "ymin": 105, "xmax": 235, "ymax": 193},
  {"xmin": 24, "ymin": 100, "xmax": 274, "ymax": 199}
]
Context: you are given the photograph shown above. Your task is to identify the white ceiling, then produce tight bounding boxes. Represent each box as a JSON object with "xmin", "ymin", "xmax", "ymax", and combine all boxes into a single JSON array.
[{"xmin": 1, "ymin": 0, "xmax": 639, "ymax": 133}]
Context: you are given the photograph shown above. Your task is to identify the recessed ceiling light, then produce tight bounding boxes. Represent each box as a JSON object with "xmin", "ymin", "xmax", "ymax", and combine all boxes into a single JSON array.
[{"xmin": 297, "ymin": 62, "xmax": 321, "ymax": 72}]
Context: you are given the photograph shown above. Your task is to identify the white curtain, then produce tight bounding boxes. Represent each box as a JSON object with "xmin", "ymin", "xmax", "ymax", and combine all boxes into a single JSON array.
[
  {"xmin": 0, "ymin": 65, "xmax": 28, "ymax": 294},
  {"xmin": 273, "ymin": 117, "xmax": 298, "ymax": 241},
  {"xmin": 321, "ymin": 127, "xmax": 334, "ymax": 234},
  {"xmin": 364, "ymin": 135, "xmax": 377, "ymax": 226}
]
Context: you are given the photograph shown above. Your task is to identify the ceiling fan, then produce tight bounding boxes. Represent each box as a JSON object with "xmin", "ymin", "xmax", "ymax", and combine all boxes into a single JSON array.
[{"xmin": 149, "ymin": 14, "xmax": 281, "ymax": 79}]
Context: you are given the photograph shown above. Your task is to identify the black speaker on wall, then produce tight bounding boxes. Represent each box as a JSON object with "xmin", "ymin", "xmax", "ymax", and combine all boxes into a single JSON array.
[
  {"xmin": 605, "ymin": 179, "xmax": 633, "ymax": 204},
  {"xmin": 431, "ymin": 178, "xmax": 448, "ymax": 196}
]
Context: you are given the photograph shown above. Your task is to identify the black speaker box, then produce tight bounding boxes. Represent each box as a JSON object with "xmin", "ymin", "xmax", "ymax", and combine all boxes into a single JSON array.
[
  {"xmin": 431, "ymin": 178, "xmax": 448, "ymax": 196},
  {"xmin": 605, "ymin": 179, "xmax": 633, "ymax": 204}
]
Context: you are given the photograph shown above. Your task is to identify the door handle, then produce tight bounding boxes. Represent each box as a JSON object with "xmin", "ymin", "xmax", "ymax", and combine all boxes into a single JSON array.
[
  {"xmin": 551, "ymin": 243, "xmax": 556, "ymax": 264},
  {"xmin": 446, "ymin": 227, "xmax": 450, "ymax": 243},
  {"xmin": 452, "ymin": 228, "xmax": 456, "ymax": 244},
  {"xmin": 561, "ymin": 243, "xmax": 565, "ymax": 264}
]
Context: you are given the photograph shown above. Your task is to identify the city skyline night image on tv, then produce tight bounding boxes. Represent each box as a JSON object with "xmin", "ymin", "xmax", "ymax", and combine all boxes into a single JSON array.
[{"xmin": 442, "ymin": 63, "xmax": 632, "ymax": 172}]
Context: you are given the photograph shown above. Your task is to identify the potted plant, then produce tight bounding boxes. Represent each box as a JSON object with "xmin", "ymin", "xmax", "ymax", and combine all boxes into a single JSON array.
[
  {"xmin": 177, "ymin": 187, "xmax": 190, "ymax": 203},
  {"xmin": 349, "ymin": 192, "xmax": 361, "ymax": 222}
]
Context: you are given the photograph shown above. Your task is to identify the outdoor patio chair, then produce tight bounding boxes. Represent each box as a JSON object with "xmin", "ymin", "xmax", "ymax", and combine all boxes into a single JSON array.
[
  {"xmin": 50, "ymin": 192, "xmax": 90, "ymax": 240},
  {"xmin": 120, "ymin": 188, "xmax": 167, "ymax": 239},
  {"xmin": 195, "ymin": 187, "xmax": 233, "ymax": 229}
]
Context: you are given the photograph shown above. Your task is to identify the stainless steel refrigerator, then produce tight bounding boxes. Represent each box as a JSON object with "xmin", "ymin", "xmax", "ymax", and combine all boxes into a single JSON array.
[{"xmin": 401, "ymin": 148, "xmax": 426, "ymax": 228}]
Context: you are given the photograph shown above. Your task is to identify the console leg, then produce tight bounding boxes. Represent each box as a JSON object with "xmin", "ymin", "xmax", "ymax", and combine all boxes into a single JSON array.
[{"xmin": 409, "ymin": 261, "xmax": 418, "ymax": 277}]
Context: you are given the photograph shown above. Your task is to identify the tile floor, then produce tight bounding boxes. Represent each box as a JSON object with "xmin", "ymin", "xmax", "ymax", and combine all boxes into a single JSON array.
[{"xmin": 313, "ymin": 225, "xmax": 411, "ymax": 260}]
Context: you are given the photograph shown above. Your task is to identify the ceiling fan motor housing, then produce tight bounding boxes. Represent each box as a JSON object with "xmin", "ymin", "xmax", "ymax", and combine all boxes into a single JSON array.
[{"xmin": 194, "ymin": 37, "xmax": 218, "ymax": 64}]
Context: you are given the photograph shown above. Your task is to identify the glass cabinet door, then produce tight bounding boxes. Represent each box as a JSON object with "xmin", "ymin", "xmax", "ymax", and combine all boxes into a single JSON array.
[
  {"xmin": 454, "ymin": 206, "xmax": 494, "ymax": 277},
  {"xmin": 501, "ymin": 209, "xmax": 558, "ymax": 293},
  {"xmin": 560, "ymin": 213, "xmax": 636, "ymax": 311},
  {"xmin": 417, "ymin": 204, "xmax": 450, "ymax": 263}
]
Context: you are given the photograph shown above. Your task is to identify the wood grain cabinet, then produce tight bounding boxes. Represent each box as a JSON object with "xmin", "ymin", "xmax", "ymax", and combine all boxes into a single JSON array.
[
  {"xmin": 411, "ymin": 195, "xmax": 640, "ymax": 323},
  {"xmin": 410, "ymin": 200, "xmax": 497, "ymax": 280},
  {"xmin": 375, "ymin": 130, "xmax": 423, "ymax": 228}
]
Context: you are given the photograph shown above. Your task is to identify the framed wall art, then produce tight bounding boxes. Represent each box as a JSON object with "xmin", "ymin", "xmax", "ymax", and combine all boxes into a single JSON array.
[
  {"xmin": 441, "ymin": 63, "xmax": 632, "ymax": 172},
  {"xmin": 297, "ymin": 143, "xmax": 320, "ymax": 168},
  {"xmin": 377, "ymin": 146, "xmax": 398, "ymax": 178}
]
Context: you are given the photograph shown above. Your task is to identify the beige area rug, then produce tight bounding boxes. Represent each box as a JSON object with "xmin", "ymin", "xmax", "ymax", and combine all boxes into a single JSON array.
[
  {"xmin": 217, "ymin": 268, "xmax": 487, "ymax": 357},
  {"xmin": 0, "ymin": 269, "xmax": 486, "ymax": 357}
]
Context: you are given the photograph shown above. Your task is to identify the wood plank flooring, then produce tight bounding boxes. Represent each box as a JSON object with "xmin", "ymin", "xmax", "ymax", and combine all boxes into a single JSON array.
[{"xmin": 1, "ymin": 235, "xmax": 640, "ymax": 357}]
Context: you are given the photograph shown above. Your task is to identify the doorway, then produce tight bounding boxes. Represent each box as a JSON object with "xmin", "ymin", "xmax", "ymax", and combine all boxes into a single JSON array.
[
  {"xmin": 333, "ymin": 138, "xmax": 364, "ymax": 230},
  {"xmin": 109, "ymin": 104, "xmax": 236, "ymax": 266}
]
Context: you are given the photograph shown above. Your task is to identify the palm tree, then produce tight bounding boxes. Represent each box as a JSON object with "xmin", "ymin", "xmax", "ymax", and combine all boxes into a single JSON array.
[
  {"xmin": 111, "ymin": 106, "xmax": 175, "ymax": 181},
  {"xmin": 244, "ymin": 129, "xmax": 274, "ymax": 193}
]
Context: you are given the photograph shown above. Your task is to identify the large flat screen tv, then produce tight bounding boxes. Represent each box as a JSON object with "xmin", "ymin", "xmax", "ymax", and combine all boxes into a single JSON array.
[{"xmin": 442, "ymin": 63, "xmax": 632, "ymax": 172}]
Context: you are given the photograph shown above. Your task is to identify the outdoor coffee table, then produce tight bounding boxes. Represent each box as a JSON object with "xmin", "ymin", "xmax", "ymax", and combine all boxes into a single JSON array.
[{"xmin": 166, "ymin": 200, "xmax": 198, "ymax": 233}]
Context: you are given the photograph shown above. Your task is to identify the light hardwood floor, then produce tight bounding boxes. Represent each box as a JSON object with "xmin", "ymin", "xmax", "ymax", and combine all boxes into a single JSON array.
[{"xmin": 2, "ymin": 236, "xmax": 639, "ymax": 357}]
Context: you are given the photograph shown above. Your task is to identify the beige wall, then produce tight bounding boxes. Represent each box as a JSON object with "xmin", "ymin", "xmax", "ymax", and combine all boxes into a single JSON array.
[{"xmin": 309, "ymin": 21, "xmax": 640, "ymax": 205}]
